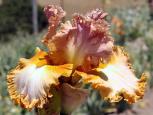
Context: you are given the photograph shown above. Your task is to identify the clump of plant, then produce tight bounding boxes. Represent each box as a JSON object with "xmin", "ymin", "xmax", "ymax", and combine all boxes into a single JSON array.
[{"xmin": 0, "ymin": 0, "xmax": 47, "ymax": 41}]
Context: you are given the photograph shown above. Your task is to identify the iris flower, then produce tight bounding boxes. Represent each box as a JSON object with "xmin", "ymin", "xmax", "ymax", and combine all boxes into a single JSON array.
[{"xmin": 7, "ymin": 5, "xmax": 147, "ymax": 114}]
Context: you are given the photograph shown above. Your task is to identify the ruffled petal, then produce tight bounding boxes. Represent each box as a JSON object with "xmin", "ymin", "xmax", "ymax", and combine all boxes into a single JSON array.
[
  {"xmin": 43, "ymin": 5, "xmax": 66, "ymax": 45},
  {"xmin": 7, "ymin": 49, "xmax": 73, "ymax": 109},
  {"xmin": 45, "ymin": 8, "xmax": 113, "ymax": 67},
  {"xmin": 81, "ymin": 46, "xmax": 147, "ymax": 103},
  {"xmin": 86, "ymin": 8, "xmax": 108, "ymax": 21},
  {"xmin": 68, "ymin": 13, "xmax": 113, "ymax": 66},
  {"xmin": 46, "ymin": 21, "xmax": 76, "ymax": 65}
]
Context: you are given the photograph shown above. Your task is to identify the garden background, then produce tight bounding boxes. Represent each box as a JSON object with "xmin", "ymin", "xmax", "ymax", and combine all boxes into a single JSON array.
[{"xmin": 0, "ymin": 0, "xmax": 153, "ymax": 115}]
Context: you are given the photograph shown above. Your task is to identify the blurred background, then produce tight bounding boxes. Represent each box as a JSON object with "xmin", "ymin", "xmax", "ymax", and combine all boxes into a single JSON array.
[{"xmin": 0, "ymin": 0, "xmax": 153, "ymax": 115}]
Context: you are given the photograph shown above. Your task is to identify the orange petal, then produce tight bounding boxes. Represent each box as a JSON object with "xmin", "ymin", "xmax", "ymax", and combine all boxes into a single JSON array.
[
  {"xmin": 80, "ymin": 46, "xmax": 148, "ymax": 104},
  {"xmin": 21, "ymin": 47, "xmax": 49, "ymax": 67},
  {"xmin": 7, "ymin": 49, "xmax": 73, "ymax": 109}
]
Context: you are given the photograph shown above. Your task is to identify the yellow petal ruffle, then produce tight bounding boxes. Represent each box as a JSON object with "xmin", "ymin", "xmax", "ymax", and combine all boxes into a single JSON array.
[
  {"xmin": 7, "ymin": 49, "xmax": 73, "ymax": 109},
  {"xmin": 81, "ymin": 46, "xmax": 147, "ymax": 104}
]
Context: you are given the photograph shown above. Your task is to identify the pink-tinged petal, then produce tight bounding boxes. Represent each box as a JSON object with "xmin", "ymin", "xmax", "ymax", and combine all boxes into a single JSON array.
[
  {"xmin": 67, "ymin": 12, "xmax": 113, "ymax": 67},
  {"xmin": 45, "ymin": 7, "xmax": 114, "ymax": 68},
  {"xmin": 44, "ymin": 5, "xmax": 65, "ymax": 25},
  {"xmin": 46, "ymin": 21, "xmax": 76, "ymax": 65},
  {"xmin": 86, "ymin": 8, "xmax": 108, "ymax": 21},
  {"xmin": 43, "ymin": 5, "xmax": 66, "ymax": 45}
]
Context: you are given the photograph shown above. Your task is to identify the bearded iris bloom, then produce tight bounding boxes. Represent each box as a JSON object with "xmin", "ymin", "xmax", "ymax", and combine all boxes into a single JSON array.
[{"xmin": 7, "ymin": 5, "xmax": 147, "ymax": 114}]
